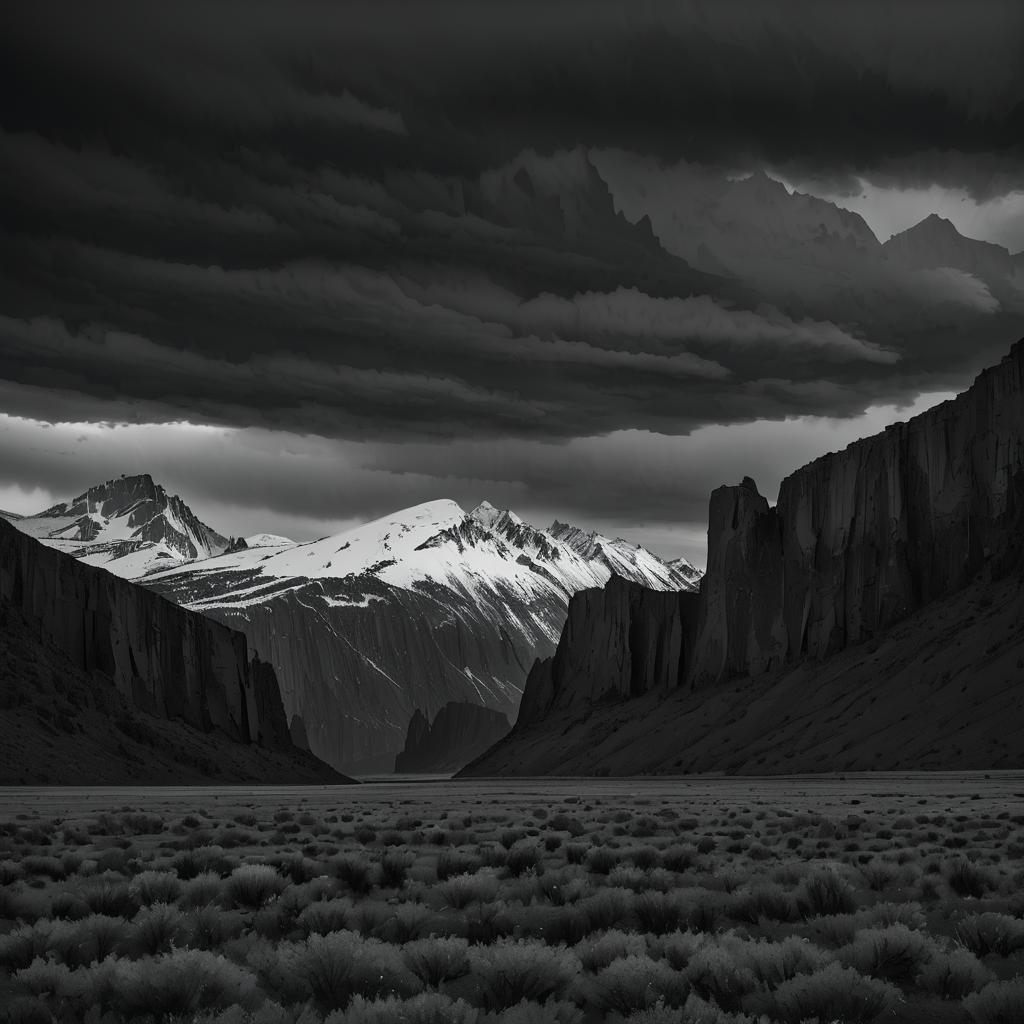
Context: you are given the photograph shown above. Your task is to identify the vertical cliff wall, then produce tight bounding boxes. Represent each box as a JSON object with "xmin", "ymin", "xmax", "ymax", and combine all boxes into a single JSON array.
[
  {"xmin": 0, "ymin": 516, "xmax": 295, "ymax": 753},
  {"xmin": 689, "ymin": 338, "xmax": 1024, "ymax": 686},
  {"xmin": 516, "ymin": 575, "xmax": 700, "ymax": 729},
  {"xmin": 394, "ymin": 701, "xmax": 511, "ymax": 773}
]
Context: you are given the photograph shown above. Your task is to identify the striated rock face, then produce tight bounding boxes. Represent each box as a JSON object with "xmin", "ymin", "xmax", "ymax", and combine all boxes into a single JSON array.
[
  {"xmin": 515, "ymin": 575, "xmax": 700, "ymax": 730},
  {"xmin": 689, "ymin": 338, "xmax": 1024, "ymax": 686},
  {"xmin": 464, "ymin": 337, "xmax": 1024, "ymax": 777},
  {"xmin": 0, "ymin": 516, "xmax": 295, "ymax": 755},
  {"xmin": 395, "ymin": 701, "xmax": 510, "ymax": 773}
]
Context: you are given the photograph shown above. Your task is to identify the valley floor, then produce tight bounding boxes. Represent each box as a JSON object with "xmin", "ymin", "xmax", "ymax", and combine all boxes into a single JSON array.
[{"xmin": 1, "ymin": 775, "xmax": 1022, "ymax": 1023}]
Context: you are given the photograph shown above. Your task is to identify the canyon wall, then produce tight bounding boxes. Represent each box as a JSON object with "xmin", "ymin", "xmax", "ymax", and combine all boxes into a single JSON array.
[
  {"xmin": 690, "ymin": 339, "xmax": 1024, "ymax": 686},
  {"xmin": 515, "ymin": 575, "xmax": 700, "ymax": 729},
  {"xmin": 394, "ymin": 701, "xmax": 510, "ymax": 773},
  {"xmin": 0, "ymin": 516, "xmax": 295, "ymax": 754}
]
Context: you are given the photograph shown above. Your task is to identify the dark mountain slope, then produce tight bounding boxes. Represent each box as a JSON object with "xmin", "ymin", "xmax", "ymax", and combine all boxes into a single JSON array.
[{"xmin": 0, "ymin": 517, "xmax": 345, "ymax": 784}]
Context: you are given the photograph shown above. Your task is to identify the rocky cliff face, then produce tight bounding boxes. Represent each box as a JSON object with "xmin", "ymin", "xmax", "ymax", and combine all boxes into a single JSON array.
[
  {"xmin": 465, "ymin": 337, "xmax": 1024, "ymax": 776},
  {"xmin": 0, "ymin": 515, "xmax": 297, "ymax": 756},
  {"xmin": 395, "ymin": 701, "xmax": 510, "ymax": 773},
  {"xmin": 515, "ymin": 576, "xmax": 700, "ymax": 730},
  {"xmin": 689, "ymin": 338, "xmax": 1024, "ymax": 686},
  {"xmin": 15, "ymin": 473, "xmax": 229, "ymax": 578}
]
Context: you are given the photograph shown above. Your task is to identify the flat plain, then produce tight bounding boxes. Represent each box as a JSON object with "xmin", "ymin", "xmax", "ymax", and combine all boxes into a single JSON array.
[{"xmin": 1, "ymin": 774, "xmax": 1022, "ymax": 1024}]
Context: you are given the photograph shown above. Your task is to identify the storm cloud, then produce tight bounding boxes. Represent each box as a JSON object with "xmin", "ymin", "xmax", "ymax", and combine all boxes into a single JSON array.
[{"xmin": 2, "ymin": 0, "xmax": 1023, "ymax": 556}]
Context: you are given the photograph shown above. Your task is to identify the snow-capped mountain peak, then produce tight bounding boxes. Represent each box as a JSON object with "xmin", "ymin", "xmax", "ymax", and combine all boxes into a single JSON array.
[
  {"xmin": 470, "ymin": 500, "xmax": 524, "ymax": 532},
  {"xmin": 14, "ymin": 473, "xmax": 229, "ymax": 577}
]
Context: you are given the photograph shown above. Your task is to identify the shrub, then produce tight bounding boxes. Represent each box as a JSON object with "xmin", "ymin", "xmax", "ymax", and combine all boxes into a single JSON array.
[
  {"xmin": 467, "ymin": 938, "xmax": 579, "ymax": 1010},
  {"xmin": 587, "ymin": 848, "xmax": 620, "ymax": 875},
  {"xmin": 129, "ymin": 868, "xmax": 183, "ymax": 906},
  {"xmin": 181, "ymin": 871, "xmax": 226, "ymax": 908},
  {"xmin": 107, "ymin": 948, "xmax": 259, "ymax": 1017},
  {"xmin": 50, "ymin": 892, "xmax": 90, "ymax": 921},
  {"xmin": 297, "ymin": 898, "xmax": 355, "ymax": 937},
  {"xmin": 371, "ymin": 903, "xmax": 431, "ymax": 944},
  {"xmin": 684, "ymin": 943, "xmax": 759, "ymax": 1010},
  {"xmin": 324, "ymin": 992, "xmax": 479, "ymax": 1024},
  {"xmin": 956, "ymin": 912, "xmax": 1024, "ymax": 957},
  {"xmin": 127, "ymin": 902, "xmax": 187, "ymax": 956},
  {"xmin": 403, "ymin": 937, "xmax": 470, "ymax": 986},
  {"xmin": 946, "ymin": 858, "xmax": 996, "ymax": 898},
  {"xmin": 769, "ymin": 962, "xmax": 900, "ymax": 1024},
  {"xmin": 81, "ymin": 880, "xmax": 136, "ymax": 918},
  {"xmin": 380, "ymin": 852, "xmax": 414, "ymax": 889},
  {"xmin": 436, "ymin": 850, "xmax": 481, "ymax": 880},
  {"xmin": 0, "ymin": 859, "xmax": 24, "ymax": 884},
  {"xmin": 506, "ymin": 844, "xmax": 544, "ymax": 878},
  {"xmin": 225, "ymin": 864, "xmax": 285, "ymax": 909},
  {"xmin": 837, "ymin": 922, "xmax": 936, "ymax": 982},
  {"xmin": 331, "ymin": 854, "xmax": 375, "ymax": 895},
  {"xmin": 580, "ymin": 954, "xmax": 691, "ymax": 1014},
  {"xmin": 437, "ymin": 872, "xmax": 499, "ymax": 910},
  {"xmin": 917, "ymin": 947, "xmax": 992, "ymax": 999},
  {"xmin": 578, "ymin": 888, "xmax": 631, "ymax": 933},
  {"xmin": 483, "ymin": 999, "xmax": 584, "ymax": 1024},
  {"xmin": 634, "ymin": 892, "xmax": 690, "ymax": 935},
  {"xmin": 465, "ymin": 901, "xmax": 515, "ymax": 944},
  {"xmin": 15, "ymin": 957, "xmax": 74, "ymax": 998},
  {"xmin": 0, "ymin": 923, "xmax": 58, "ymax": 971},
  {"xmin": 549, "ymin": 814, "xmax": 586, "ymax": 837},
  {"xmin": 731, "ymin": 884, "xmax": 799, "ymax": 924},
  {"xmin": 60, "ymin": 914, "xmax": 126, "ymax": 966},
  {"xmin": 275, "ymin": 930, "xmax": 422, "ymax": 1011},
  {"xmin": 963, "ymin": 978, "xmax": 1024, "ymax": 1023},
  {"xmin": 182, "ymin": 906, "xmax": 246, "ymax": 950},
  {"xmin": 796, "ymin": 871, "xmax": 856, "ymax": 918},
  {"xmin": 574, "ymin": 929, "xmax": 646, "ymax": 972}
]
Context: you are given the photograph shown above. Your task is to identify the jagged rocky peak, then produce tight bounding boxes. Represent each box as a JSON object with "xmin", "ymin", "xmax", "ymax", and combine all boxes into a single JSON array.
[
  {"xmin": 20, "ymin": 473, "xmax": 228, "ymax": 571},
  {"xmin": 395, "ymin": 701, "xmax": 511, "ymax": 773}
]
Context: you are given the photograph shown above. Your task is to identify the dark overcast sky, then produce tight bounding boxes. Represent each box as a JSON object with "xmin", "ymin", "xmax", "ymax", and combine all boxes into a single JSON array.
[{"xmin": 2, "ymin": 0, "xmax": 1024, "ymax": 563}]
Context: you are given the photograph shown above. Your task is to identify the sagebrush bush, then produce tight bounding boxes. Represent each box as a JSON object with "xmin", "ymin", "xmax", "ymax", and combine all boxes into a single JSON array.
[
  {"xmin": 182, "ymin": 905, "xmax": 246, "ymax": 950},
  {"xmin": 297, "ymin": 898, "xmax": 354, "ymax": 937},
  {"xmin": 769, "ymin": 962, "xmax": 900, "ymax": 1024},
  {"xmin": 483, "ymin": 998, "xmax": 584, "ymax": 1024},
  {"xmin": 579, "ymin": 954, "xmax": 691, "ymax": 1014},
  {"xmin": 330, "ymin": 855, "xmax": 375, "ymax": 895},
  {"xmin": 323, "ymin": 992, "xmax": 479, "ymax": 1024},
  {"xmin": 468, "ymin": 938, "xmax": 579, "ymax": 1010},
  {"xmin": 963, "ymin": 978, "xmax": 1024, "ymax": 1024},
  {"xmin": 956, "ymin": 912, "xmax": 1024, "ymax": 957},
  {"xmin": 917, "ymin": 947, "xmax": 992, "ymax": 999},
  {"xmin": 436, "ymin": 872, "xmax": 498, "ymax": 909},
  {"xmin": 837, "ymin": 922, "xmax": 937, "ymax": 982},
  {"xmin": 110, "ymin": 948, "xmax": 259, "ymax": 1017},
  {"xmin": 127, "ymin": 902, "xmax": 187, "ymax": 956},
  {"xmin": 225, "ymin": 864, "xmax": 285, "ymax": 909},
  {"xmin": 574, "ymin": 929, "xmax": 646, "ymax": 971},
  {"xmin": 129, "ymin": 869, "xmax": 182, "ymax": 906},
  {"xmin": 274, "ymin": 930, "xmax": 422, "ymax": 1011},
  {"xmin": 402, "ymin": 936, "xmax": 470, "ymax": 986},
  {"xmin": 796, "ymin": 871, "xmax": 856, "ymax": 918},
  {"xmin": 181, "ymin": 871, "xmax": 225, "ymax": 909},
  {"xmin": 946, "ymin": 858, "xmax": 996, "ymax": 899}
]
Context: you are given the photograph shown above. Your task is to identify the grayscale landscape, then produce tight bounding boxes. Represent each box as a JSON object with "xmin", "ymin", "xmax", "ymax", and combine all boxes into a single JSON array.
[{"xmin": 3, "ymin": 0, "xmax": 1024, "ymax": 1021}]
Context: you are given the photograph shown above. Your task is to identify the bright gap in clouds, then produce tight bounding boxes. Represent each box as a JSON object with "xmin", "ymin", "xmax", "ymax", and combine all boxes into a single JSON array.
[
  {"xmin": 0, "ymin": 389, "xmax": 957, "ymax": 568},
  {"xmin": 770, "ymin": 172, "xmax": 1024, "ymax": 251}
]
